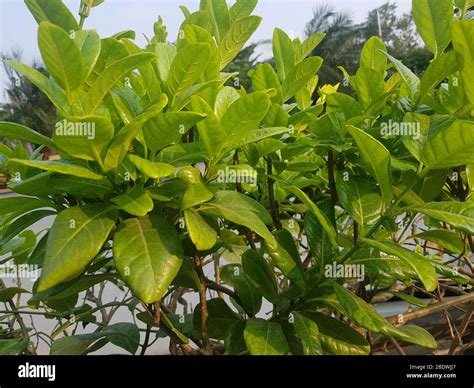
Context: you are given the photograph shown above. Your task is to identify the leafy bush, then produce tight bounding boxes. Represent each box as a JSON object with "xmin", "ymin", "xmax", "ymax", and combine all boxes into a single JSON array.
[{"xmin": 0, "ymin": 0, "xmax": 473, "ymax": 355}]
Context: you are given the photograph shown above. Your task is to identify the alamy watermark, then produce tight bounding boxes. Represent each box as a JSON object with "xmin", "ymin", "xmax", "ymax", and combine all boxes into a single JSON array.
[
  {"xmin": 55, "ymin": 119, "xmax": 96, "ymax": 140},
  {"xmin": 0, "ymin": 263, "xmax": 40, "ymax": 282},
  {"xmin": 380, "ymin": 120, "xmax": 420, "ymax": 140},
  {"xmin": 324, "ymin": 262, "xmax": 365, "ymax": 282},
  {"xmin": 216, "ymin": 166, "xmax": 257, "ymax": 185}
]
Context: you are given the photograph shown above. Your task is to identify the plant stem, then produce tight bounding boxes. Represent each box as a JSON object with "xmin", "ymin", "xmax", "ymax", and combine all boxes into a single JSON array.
[
  {"xmin": 266, "ymin": 157, "xmax": 282, "ymax": 230},
  {"xmin": 194, "ymin": 254, "xmax": 210, "ymax": 353}
]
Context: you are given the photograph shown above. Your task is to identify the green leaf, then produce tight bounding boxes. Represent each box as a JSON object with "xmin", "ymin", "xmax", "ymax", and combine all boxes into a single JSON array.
[
  {"xmin": 229, "ymin": 0, "xmax": 258, "ymax": 21},
  {"xmin": 8, "ymin": 159, "xmax": 104, "ymax": 180},
  {"xmin": 294, "ymin": 33, "xmax": 325, "ymax": 64},
  {"xmin": 336, "ymin": 173, "xmax": 384, "ymax": 229},
  {"xmin": 0, "ymin": 197, "xmax": 51, "ymax": 225},
  {"xmin": 128, "ymin": 155, "xmax": 175, "ymax": 179},
  {"xmin": 113, "ymin": 215, "xmax": 183, "ymax": 303},
  {"xmin": 225, "ymin": 321, "xmax": 247, "ymax": 355},
  {"xmin": 4, "ymin": 60, "xmax": 70, "ymax": 116},
  {"xmin": 154, "ymin": 43, "xmax": 176, "ymax": 82},
  {"xmin": 74, "ymin": 30, "xmax": 101, "ymax": 82},
  {"xmin": 244, "ymin": 319, "xmax": 290, "ymax": 355},
  {"xmin": 178, "ymin": 167, "xmax": 214, "ymax": 210},
  {"xmin": 205, "ymin": 0, "xmax": 231, "ymax": 42},
  {"xmin": 50, "ymin": 333, "xmax": 105, "ymax": 355},
  {"xmin": 242, "ymin": 250, "xmax": 280, "ymax": 305},
  {"xmin": 251, "ymin": 63, "xmax": 283, "ymax": 104},
  {"xmin": 37, "ymin": 204, "xmax": 118, "ymax": 292},
  {"xmin": 0, "ymin": 338, "xmax": 29, "ymax": 355},
  {"xmin": 219, "ymin": 16, "xmax": 262, "ymax": 69},
  {"xmin": 419, "ymin": 51, "xmax": 458, "ymax": 99},
  {"xmin": 266, "ymin": 230, "xmax": 306, "ymax": 292},
  {"xmin": 190, "ymin": 96, "xmax": 224, "ymax": 157},
  {"xmin": 53, "ymin": 115, "xmax": 114, "ymax": 162},
  {"xmin": 38, "ymin": 21, "xmax": 83, "ymax": 94},
  {"xmin": 111, "ymin": 186, "xmax": 154, "ymax": 217},
  {"xmin": 385, "ymin": 324, "xmax": 437, "ymax": 349},
  {"xmin": 288, "ymin": 186, "xmax": 338, "ymax": 248},
  {"xmin": 184, "ymin": 209, "xmax": 217, "ymax": 251},
  {"xmin": 201, "ymin": 191, "xmax": 276, "ymax": 246},
  {"xmin": 143, "ymin": 112, "xmax": 207, "ymax": 153},
  {"xmin": 282, "ymin": 57, "xmax": 323, "ymax": 102},
  {"xmin": 25, "ymin": 0, "xmax": 79, "ymax": 31},
  {"xmin": 273, "ymin": 28, "xmax": 295, "ymax": 82},
  {"xmin": 421, "ymin": 120, "xmax": 474, "ymax": 169},
  {"xmin": 352, "ymin": 67, "xmax": 385, "ymax": 109},
  {"xmin": 102, "ymin": 323, "xmax": 140, "ymax": 354},
  {"xmin": 85, "ymin": 52, "xmax": 157, "ymax": 113},
  {"xmin": 412, "ymin": 0, "xmax": 453, "ymax": 57},
  {"xmin": 412, "ymin": 230, "xmax": 464, "ymax": 254},
  {"xmin": 382, "ymin": 52, "xmax": 420, "ymax": 98},
  {"xmin": 455, "ymin": 0, "xmax": 474, "ymax": 15},
  {"xmin": 360, "ymin": 36, "xmax": 387, "ymax": 74},
  {"xmin": 0, "ymin": 287, "xmax": 30, "ymax": 302},
  {"xmin": 406, "ymin": 201, "xmax": 474, "ymax": 235},
  {"xmin": 168, "ymin": 43, "xmax": 211, "ymax": 98},
  {"xmin": 221, "ymin": 92, "xmax": 271, "ymax": 148},
  {"xmin": 104, "ymin": 94, "xmax": 168, "ymax": 170},
  {"xmin": 0, "ymin": 122, "xmax": 55, "ymax": 148},
  {"xmin": 360, "ymin": 238, "xmax": 438, "ymax": 291},
  {"xmin": 392, "ymin": 292, "xmax": 428, "ymax": 308},
  {"xmin": 9, "ymin": 172, "xmax": 113, "ymax": 199},
  {"xmin": 193, "ymin": 298, "xmax": 241, "ymax": 340},
  {"xmin": 1, "ymin": 210, "xmax": 54, "ymax": 245},
  {"xmin": 292, "ymin": 312, "xmax": 323, "ymax": 355},
  {"xmin": 302, "ymin": 312, "xmax": 370, "ymax": 355},
  {"xmin": 346, "ymin": 125, "xmax": 393, "ymax": 204}
]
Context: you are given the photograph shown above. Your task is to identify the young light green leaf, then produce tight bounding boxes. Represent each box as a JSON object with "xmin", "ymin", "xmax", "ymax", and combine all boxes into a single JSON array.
[
  {"xmin": 452, "ymin": 20, "xmax": 474, "ymax": 104},
  {"xmin": 273, "ymin": 27, "xmax": 295, "ymax": 82},
  {"xmin": 25, "ymin": 0, "xmax": 79, "ymax": 31},
  {"xmin": 360, "ymin": 36, "xmax": 387, "ymax": 74},
  {"xmin": 0, "ymin": 122, "xmax": 55, "ymax": 148},
  {"xmin": 38, "ymin": 21, "xmax": 83, "ymax": 94},
  {"xmin": 282, "ymin": 56, "xmax": 323, "ymax": 102},
  {"xmin": 74, "ymin": 30, "xmax": 101, "ymax": 82},
  {"xmin": 251, "ymin": 63, "xmax": 283, "ymax": 104},
  {"xmin": 127, "ymin": 155, "xmax": 175, "ymax": 179},
  {"xmin": 229, "ymin": 0, "xmax": 258, "ymax": 21},
  {"xmin": 292, "ymin": 312, "xmax": 323, "ymax": 355}
]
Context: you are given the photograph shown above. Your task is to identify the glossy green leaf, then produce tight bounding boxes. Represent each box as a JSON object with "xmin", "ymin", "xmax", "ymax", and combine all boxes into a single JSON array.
[
  {"xmin": 25, "ymin": 0, "xmax": 79, "ymax": 31},
  {"xmin": 111, "ymin": 186, "xmax": 154, "ymax": 217},
  {"xmin": 252, "ymin": 63, "xmax": 283, "ymax": 104},
  {"xmin": 38, "ymin": 21, "xmax": 83, "ymax": 93},
  {"xmin": 282, "ymin": 57, "xmax": 323, "ymax": 102},
  {"xmin": 8, "ymin": 159, "xmax": 104, "ymax": 180},
  {"xmin": 229, "ymin": 0, "xmax": 258, "ymax": 21},
  {"xmin": 244, "ymin": 319, "xmax": 290, "ymax": 355},
  {"xmin": 168, "ymin": 43, "xmax": 211, "ymax": 98},
  {"xmin": 347, "ymin": 125, "xmax": 393, "ymax": 204},
  {"xmin": 288, "ymin": 186, "xmax": 338, "ymax": 248},
  {"xmin": 221, "ymin": 92, "xmax": 271, "ymax": 148},
  {"xmin": 113, "ymin": 215, "xmax": 183, "ymax": 303},
  {"xmin": 74, "ymin": 30, "xmax": 101, "ymax": 82},
  {"xmin": 292, "ymin": 312, "xmax": 323, "ymax": 355},
  {"xmin": 201, "ymin": 191, "xmax": 276, "ymax": 246},
  {"xmin": 0, "ymin": 122, "xmax": 55, "ymax": 148},
  {"xmin": 419, "ymin": 51, "xmax": 458, "ymax": 99},
  {"xmin": 273, "ymin": 27, "xmax": 294, "ymax": 82},
  {"xmin": 205, "ymin": 0, "xmax": 231, "ymax": 42},
  {"xmin": 406, "ymin": 201, "xmax": 474, "ymax": 235},
  {"xmin": 360, "ymin": 36, "xmax": 387, "ymax": 74},
  {"xmin": 184, "ymin": 209, "xmax": 217, "ymax": 251},
  {"xmin": 421, "ymin": 120, "xmax": 474, "ymax": 169},
  {"xmin": 4, "ymin": 60, "xmax": 70, "ymax": 116},
  {"xmin": 302, "ymin": 312, "xmax": 370, "ymax": 355},
  {"xmin": 412, "ymin": 0, "xmax": 453, "ymax": 57},
  {"xmin": 127, "ymin": 155, "xmax": 175, "ymax": 179},
  {"xmin": 37, "ymin": 204, "xmax": 117, "ymax": 292},
  {"xmin": 143, "ymin": 112, "xmax": 207, "ymax": 153},
  {"xmin": 85, "ymin": 52, "xmax": 157, "ymax": 113},
  {"xmin": 382, "ymin": 52, "xmax": 420, "ymax": 98},
  {"xmin": 193, "ymin": 298, "xmax": 241, "ymax": 340},
  {"xmin": 360, "ymin": 238, "xmax": 438, "ymax": 291},
  {"xmin": 219, "ymin": 16, "xmax": 262, "ymax": 69},
  {"xmin": 242, "ymin": 250, "xmax": 280, "ymax": 305},
  {"xmin": 412, "ymin": 230, "xmax": 464, "ymax": 253},
  {"xmin": 0, "ymin": 338, "xmax": 29, "ymax": 355},
  {"xmin": 294, "ymin": 32, "xmax": 325, "ymax": 64}
]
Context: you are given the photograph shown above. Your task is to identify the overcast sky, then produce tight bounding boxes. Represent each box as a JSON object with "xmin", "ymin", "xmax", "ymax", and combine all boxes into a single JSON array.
[{"xmin": 0, "ymin": 0, "xmax": 413, "ymax": 100}]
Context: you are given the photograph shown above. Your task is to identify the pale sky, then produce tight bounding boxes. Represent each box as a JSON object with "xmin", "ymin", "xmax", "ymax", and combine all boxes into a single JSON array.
[{"xmin": 0, "ymin": 0, "xmax": 413, "ymax": 100}]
